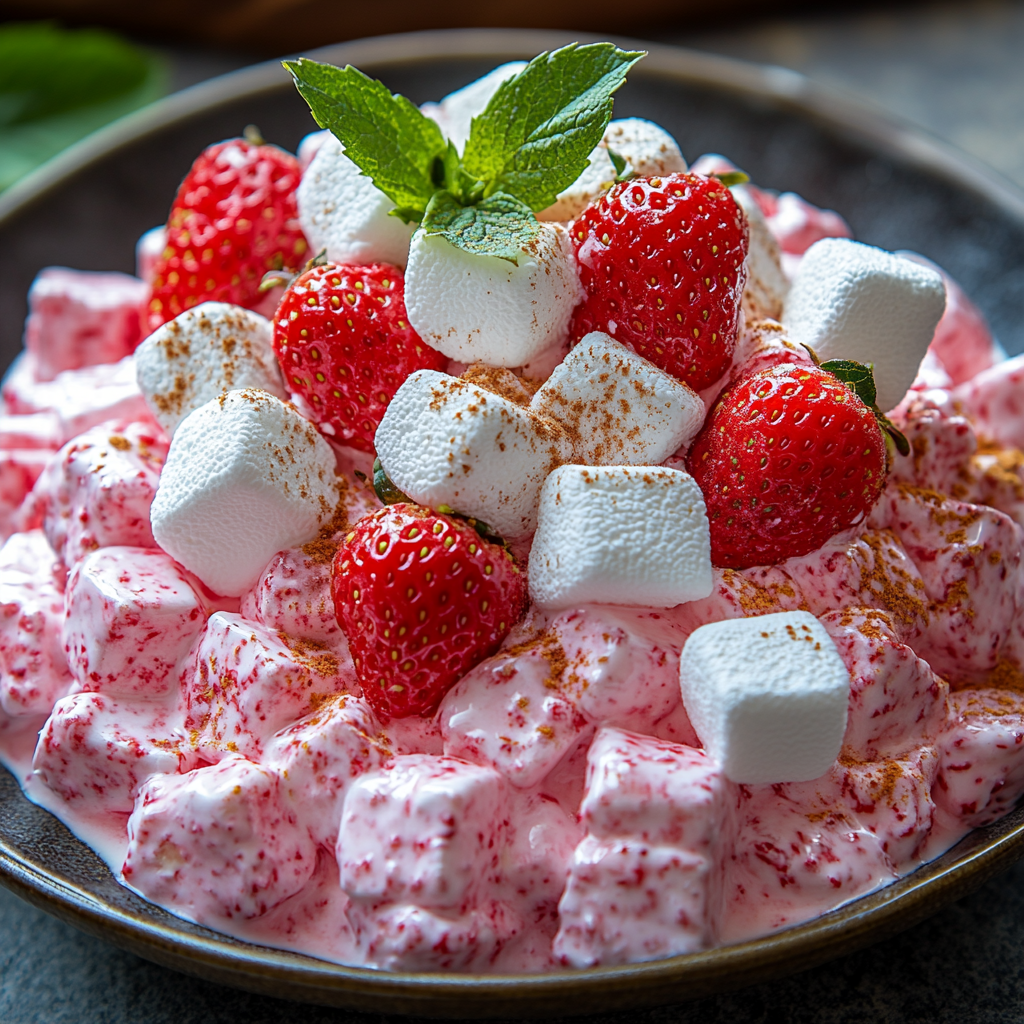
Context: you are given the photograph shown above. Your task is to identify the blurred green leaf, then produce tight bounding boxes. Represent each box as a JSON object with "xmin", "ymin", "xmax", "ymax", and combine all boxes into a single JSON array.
[{"xmin": 0, "ymin": 22, "xmax": 166, "ymax": 192}]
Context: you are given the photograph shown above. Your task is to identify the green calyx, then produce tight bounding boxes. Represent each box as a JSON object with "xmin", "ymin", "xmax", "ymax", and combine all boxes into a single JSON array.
[
  {"xmin": 284, "ymin": 43, "xmax": 645, "ymax": 264},
  {"xmin": 806, "ymin": 349, "xmax": 911, "ymax": 457}
]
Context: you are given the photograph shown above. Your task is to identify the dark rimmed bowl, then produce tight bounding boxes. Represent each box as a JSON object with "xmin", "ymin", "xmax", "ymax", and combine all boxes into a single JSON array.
[{"xmin": 2, "ymin": 27, "xmax": 1024, "ymax": 1019}]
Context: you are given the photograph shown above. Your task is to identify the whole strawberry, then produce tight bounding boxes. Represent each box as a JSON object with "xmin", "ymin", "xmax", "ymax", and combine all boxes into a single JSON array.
[
  {"xmin": 688, "ymin": 362, "xmax": 893, "ymax": 569},
  {"xmin": 332, "ymin": 503, "xmax": 527, "ymax": 719},
  {"xmin": 570, "ymin": 172, "xmax": 749, "ymax": 391},
  {"xmin": 145, "ymin": 138, "xmax": 308, "ymax": 332},
  {"xmin": 273, "ymin": 262, "xmax": 446, "ymax": 451}
]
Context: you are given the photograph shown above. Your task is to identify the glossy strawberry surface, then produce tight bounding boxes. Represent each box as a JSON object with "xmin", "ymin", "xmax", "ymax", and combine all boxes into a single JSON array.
[
  {"xmin": 688, "ymin": 364, "xmax": 887, "ymax": 568},
  {"xmin": 146, "ymin": 139, "xmax": 308, "ymax": 331},
  {"xmin": 332, "ymin": 503, "xmax": 527, "ymax": 720},
  {"xmin": 273, "ymin": 262, "xmax": 446, "ymax": 452},
  {"xmin": 569, "ymin": 172, "xmax": 749, "ymax": 391}
]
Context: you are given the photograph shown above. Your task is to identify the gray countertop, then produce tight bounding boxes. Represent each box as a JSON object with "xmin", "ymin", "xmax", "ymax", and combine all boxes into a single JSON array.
[{"xmin": 4, "ymin": 3, "xmax": 1024, "ymax": 1020}]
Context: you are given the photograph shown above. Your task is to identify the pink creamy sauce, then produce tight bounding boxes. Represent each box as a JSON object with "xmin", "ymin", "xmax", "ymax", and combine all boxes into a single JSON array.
[{"xmin": 4, "ymin": 202, "xmax": 1024, "ymax": 973}]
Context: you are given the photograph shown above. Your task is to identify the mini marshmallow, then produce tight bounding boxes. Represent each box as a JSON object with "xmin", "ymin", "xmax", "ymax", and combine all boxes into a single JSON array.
[
  {"xmin": 135, "ymin": 227, "xmax": 166, "ymax": 285},
  {"xmin": 421, "ymin": 62, "xmax": 527, "ymax": 151},
  {"xmin": 297, "ymin": 134, "xmax": 414, "ymax": 268},
  {"xmin": 679, "ymin": 610, "xmax": 850, "ymax": 784},
  {"xmin": 531, "ymin": 332, "xmax": 704, "ymax": 464},
  {"xmin": 783, "ymin": 239, "xmax": 946, "ymax": 412},
  {"xmin": 404, "ymin": 222, "xmax": 583, "ymax": 367},
  {"xmin": 135, "ymin": 302, "xmax": 286, "ymax": 436},
  {"xmin": 150, "ymin": 389, "xmax": 338, "ymax": 596},
  {"xmin": 375, "ymin": 370, "xmax": 574, "ymax": 537},
  {"xmin": 538, "ymin": 119, "xmax": 687, "ymax": 222},
  {"xmin": 731, "ymin": 185, "xmax": 788, "ymax": 322},
  {"xmin": 24, "ymin": 268, "xmax": 147, "ymax": 381},
  {"xmin": 297, "ymin": 129, "xmax": 331, "ymax": 172},
  {"xmin": 529, "ymin": 465, "xmax": 713, "ymax": 609},
  {"xmin": 63, "ymin": 547, "xmax": 209, "ymax": 700}
]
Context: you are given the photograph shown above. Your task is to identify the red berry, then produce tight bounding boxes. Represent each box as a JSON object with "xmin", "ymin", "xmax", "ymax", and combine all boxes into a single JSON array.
[
  {"xmin": 146, "ymin": 139, "xmax": 308, "ymax": 332},
  {"xmin": 273, "ymin": 262, "xmax": 446, "ymax": 452},
  {"xmin": 687, "ymin": 364, "xmax": 887, "ymax": 569},
  {"xmin": 332, "ymin": 504, "xmax": 527, "ymax": 720},
  {"xmin": 569, "ymin": 172, "xmax": 749, "ymax": 391}
]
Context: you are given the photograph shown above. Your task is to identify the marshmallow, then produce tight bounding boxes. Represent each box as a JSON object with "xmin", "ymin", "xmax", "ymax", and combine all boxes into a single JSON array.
[
  {"xmin": 32, "ymin": 420, "xmax": 168, "ymax": 567},
  {"xmin": 404, "ymin": 222, "xmax": 583, "ymax": 367},
  {"xmin": 122, "ymin": 756, "xmax": 317, "ymax": 922},
  {"xmin": 731, "ymin": 185, "xmax": 788, "ymax": 322},
  {"xmin": 531, "ymin": 332, "xmax": 704, "ymax": 464},
  {"xmin": 529, "ymin": 465, "xmax": 713, "ymax": 609},
  {"xmin": 783, "ymin": 239, "xmax": 946, "ymax": 412},
  {"xmin": 421, "ymin": 62, "xmax": 527, "ymax": 151},
  {"xmin": 63, "ymin": 547, "xmax": 209, "ymax": 701},
  {"xmin": 184, "ymin": 611, "xmax": 356, "ymax": 762},
  {"xmin": 150, "ymin": 389, "xmax": 338, "ymax": 596},
  {"xmin": 263, "ymin": 694, "xmax": 388, "ymax": 845},
  {"xmin": 537, "ymin": 119, "xmax": 687, "ymax": 222},
  {"xmin": 0, "ymin": 529, "xmax": 72, "ymax": 718},
  {"xmin": 24, "ymin": 268, "xmax": 147, "ymax": 382},
  {"xmin": 135, "ymin": 303, "xmax": 286, "ymax": 436},
  {"xmin": 297, "ymin": 128, "xmax": 331, "ymax": 172},
  {"xmin": 375, "ymin": 370, "xmax": 574, "ymax": 537},
  {"xmin": 33, "ymin": 692, "xmax": 190, "ymax": 813},
  {"xmin": 679, "ymin": 610, "xmax": 850, "ymax": 783},
  {"xmin": 297, "ymin": 134, "xmax": 414, "ymax": 268},
  {"xmin": 135, "ymin": 227, "xmax": 166, "ymax": 285}
]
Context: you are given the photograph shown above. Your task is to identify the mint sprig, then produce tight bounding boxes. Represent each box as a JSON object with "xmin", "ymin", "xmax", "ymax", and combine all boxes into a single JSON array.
[{"xmin": 285, "ymin": 43, "xmax": 646, "ymax": 262}]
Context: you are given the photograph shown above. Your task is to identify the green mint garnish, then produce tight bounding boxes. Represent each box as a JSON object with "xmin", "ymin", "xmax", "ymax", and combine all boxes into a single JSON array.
[{"xmin": 285, "ymin": 43, "xmax": 645, "ymax": 263}]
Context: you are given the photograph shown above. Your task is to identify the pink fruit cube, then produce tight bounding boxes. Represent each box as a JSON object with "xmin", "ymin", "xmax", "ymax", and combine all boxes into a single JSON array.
[
  {"xmin": 935, "ymin": 688, "xmax": 1024, "ymax": 827},
  {"xmin": 263, "ymin": 694, "xmax": 389, "ymax": 845},
  {"xmin": 763, "ymin": 191, "xmax": 852, "ymax": 256},
  {"xmin": 33, "ymin": 692, "xmax": 190, "ymax": 813},
  {"xmin": 954, "ymin": 353, "xmax": 1024, "ymax": 452},
  {"xmin": 122, "ymin": 756, "xmax": 316, "ymax": 921},
  {"xmin": 30, "ymin": 420, "xmax": 168, "ymax": 566},
  {"xmin": 0, "ymin": 529, "xmax": 72, "ymax": 718},
  {"xmin": 338, "ymin": 754, "xmax": 510, "ymax": 913},
  {"xmin": 23, "ymin": 268, "xmax": 147, "ymax": 382},
  {"xmin": 0, "ymin": 412, "xmax": 63, "ymax": 450},
  {"xmin": 0, "ymin": 448, "xmax": 51, "ymax": 513},
  {"xmin": 184, "ymin": 612, "xmax": 356, "ymax": 762},
  {"xmin": 63, "ymin": 547, "xmax": 210, "ymax": 699},
  {"xmin": 821, "ymin": 607, "xmax": 949, "ymax": 760}
]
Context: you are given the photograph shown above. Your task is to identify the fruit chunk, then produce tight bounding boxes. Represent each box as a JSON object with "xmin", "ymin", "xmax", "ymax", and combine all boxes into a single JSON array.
[
  {"xmin": 146, "ymin": 138, "xmax": 308, "ymax": 331},
  {"xmin": 688, "ymin": 363, "xmax": 887, "ymax": 569},
  {"xmin": 272, "ymin": 261, "xmax": 445, "ymax": 452},
  {"xmin": 570, "ymin": 172, "xmax": 749, "ymax": 391},
  {"xmin": 332, "ymin": 504, "xmax": 527, "ymax": 720}
]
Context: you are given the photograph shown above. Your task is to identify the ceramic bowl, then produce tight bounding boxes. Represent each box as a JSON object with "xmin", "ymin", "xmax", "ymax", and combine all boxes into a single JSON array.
[{"xmin": 2, "ymin": 27, "xmax": 1024, "ymax": 1019}]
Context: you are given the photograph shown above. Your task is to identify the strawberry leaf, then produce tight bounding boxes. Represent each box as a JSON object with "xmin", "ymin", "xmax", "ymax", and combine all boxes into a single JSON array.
[
  {"xmin": 461, "ymin": 43, "xmax": 645, "ymax": 211},
  {"xmin": 420, "ymin": 190, "xmax": 539, "ymax": 264},
  {"xmin": 820, "ymin": 358, "xmax": 878, "ymax": 408},
  {"xmin": 713, "ymin": 170, "xmax": 750, "ymax": 187},
  {"xmin": 373, "ymin": 458, "xmax": 411, "ymax": 505},
  {"xmin": 284, "ymin": 58, "xmax": 447, "ymax": 218}
]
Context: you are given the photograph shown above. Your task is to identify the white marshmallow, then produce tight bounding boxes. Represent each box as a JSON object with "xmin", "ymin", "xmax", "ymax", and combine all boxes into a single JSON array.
[
  {"xmin": 732, "ymin": 185, "xmax": 788, "ymax": 322},
  {"xmin": 783, "ymin": 239, "xmax": 946, "ymax": 412},
  {"xmin": 135, "ymin": 226, "xmax": 166, "ymax": 285},
  {"xmin": 531, "ymin": 332, "xmax": 704, "ymax": 464},
  {"xmin": 375, "ymin": 370, "xmax": 574, "ymax": 537},
  {"xmin": 135, "ymin": 302, "xmax": 285, "ymax": 436},
  {"xmin": 679, "ymin": 610, "xmax": 850, "ymax": 784},
  {"xmin": 538, "ymin": 119, "xmax": 687, "ymax": 222},
  {"xmin": 150, "ymin": 389, "xmax": 338, "ymax": 596},
  {"xmin": 529, "ymin": 465, "xmax": 713, "ymax": 610},
  {"xmin": 297, "ymin": 134, "xmax": 414, "ymax": 268},
  {"xmin": 421, "ymin": 62, "xmax": 527, "ymax": 151},
  {"xmin": 296, "ymin": 128, "xmax": 331, "ymax": 172},
  {"xmin": 404, "ymin": 222, "xmax": 583, "ymax": 367}
]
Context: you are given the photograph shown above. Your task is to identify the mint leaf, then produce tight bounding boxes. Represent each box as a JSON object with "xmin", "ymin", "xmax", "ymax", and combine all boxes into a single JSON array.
[
  {"xmin": 284, "ymin": 58, "xmax": 447, "ymax": 218},
  {"xmin": 462, "ymin": 43, "xmax": 645, "ymax": 211},
  {"xmin": 421, "ymin": 191, "xmax": 539, "ymax": 264}
]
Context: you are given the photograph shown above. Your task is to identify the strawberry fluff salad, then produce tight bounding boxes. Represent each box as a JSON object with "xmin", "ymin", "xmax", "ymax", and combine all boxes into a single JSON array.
[{"xmin": 2, "ymin": 44, "xmax": 1024, "ymax": 974}]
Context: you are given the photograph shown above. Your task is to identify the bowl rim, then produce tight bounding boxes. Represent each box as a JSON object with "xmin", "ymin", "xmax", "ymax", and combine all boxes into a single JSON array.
[{"xmin": 2, "ymin": 27, "xmax": 1024, "ymax": 1018}]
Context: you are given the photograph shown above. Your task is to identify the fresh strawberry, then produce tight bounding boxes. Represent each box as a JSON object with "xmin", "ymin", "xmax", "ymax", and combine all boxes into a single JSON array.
[
  {"xmin": 688, "ymin": 362, "xmax": 892, "ymax": 569},
  {"xmin": 272, "ymin": 262, "xmax": 446, "ymax": 452},
  {"xmin": 145, "ymin": 138, "xmax": 308, "ymax": 332},
  {"xmin": 332, "ymin": 503, "xmax": 527, "ymax": 719},
  {"xmin": 569, "ymin": 172, "xmax": 749, "ymax": 391}
]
